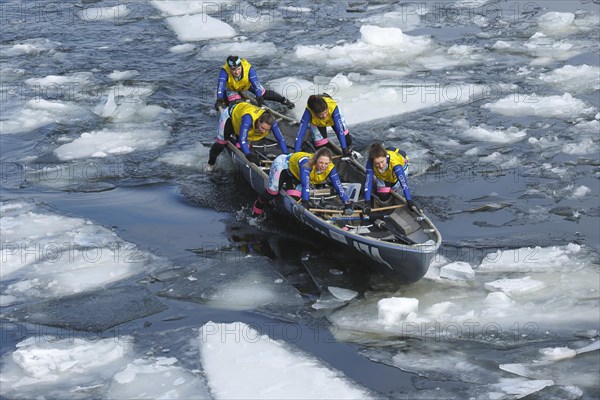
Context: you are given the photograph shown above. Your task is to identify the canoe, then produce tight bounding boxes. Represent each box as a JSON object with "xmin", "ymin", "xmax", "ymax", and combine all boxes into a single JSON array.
[{"xmin": 218, "ymin": 103, "xmax": 442, "ymax": 283}]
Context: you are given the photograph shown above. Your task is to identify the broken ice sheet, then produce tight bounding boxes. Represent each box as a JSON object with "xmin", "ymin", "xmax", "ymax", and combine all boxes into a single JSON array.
[
  {"xmin": 1, "ymin": 200, "xmax": 160, "ymax": 303},
  {"xmin": 312, "ymin": 287, "xmax": 359, "ymax": 311},
  {"xmin": 328, "ymin": 286, "xmax": 358, "ymax": 301},
  {"xmin": 2, "ymin": 286, "xmax": 167, "ymax": 331},
  {"xmin": 489, "ymin": 377, "xmax": 554, "ymax": 399},
  {"xmin": 108, "ymin": 357, "xmax": 210, "ymax": 399},
  {"xmin": 439, "ymin": 261, "xmax": 475, "ymax": 281},
  {"xmin": 0, "ymin": 336, "xmax": 133, "ymax": 399},
  {"xmin": 499, "ymin": 341, "xmax": 600, "ymax": 390},
  {"xmin": 199, "ymin": 321, "xmax": 373, "ymax": 399},
  {"xmin": 484, "ymin": 276, "xmax": 546, "ymax": 297},
  {"xmin": 157, "ymin": 258, "xmax": 304, "ymax": 313}
]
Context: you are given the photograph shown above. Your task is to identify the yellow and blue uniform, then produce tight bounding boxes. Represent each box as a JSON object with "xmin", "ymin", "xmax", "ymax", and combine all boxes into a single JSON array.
[
  {"xmin": 208, "ymin": 103, "xmax": 288, "ymax": 166},
  {"xmin": 293, "ymin": 96, "xmax": 350, "ymax": 152},
  {"xmin": 254, "ymin": 152, "xmax": 350, "ymax": 216},
  {"xmin": 364, "ymin": 148, "xmax": 411, "ymax": 202},
  {"xmin": 230, "ymin": 103, "xmax": 287, "ymax": 155},
  {"xmin": 216, "ymin": 58, "xmax": 265, "ymax": 102}
]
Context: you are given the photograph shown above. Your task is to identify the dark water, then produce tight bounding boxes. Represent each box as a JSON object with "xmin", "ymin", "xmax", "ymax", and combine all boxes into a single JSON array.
[{"xmin": 1, "ymin": 0, "xmax": 599, "ymax": 398}]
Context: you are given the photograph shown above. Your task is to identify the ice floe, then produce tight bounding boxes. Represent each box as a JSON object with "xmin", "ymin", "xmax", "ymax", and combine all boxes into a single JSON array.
[
  {"xmin": 1, "ymin": 201, "xmax": 159, "ymax": 303},
  {"xmin": 278, "ymin": 74, "xmax": 487, "ymax": 126},
  {"xmin": 199, "ymin": 321, "xmax": 372, "ymax": 399},
  {"xmin": 165, "ymin": 14, "xmax": 236, "ymax": 42},
  {"xmin": 539, "ymin": 64, "xmax": 600, "ymax": 94},
  {"xmin": 482, "ymin": 93, "xmax": 595, "ymax": 119}
]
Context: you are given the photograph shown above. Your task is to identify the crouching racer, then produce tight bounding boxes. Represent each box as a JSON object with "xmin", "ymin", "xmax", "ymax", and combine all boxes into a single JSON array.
[
  {"xmin": 206, "ymin": 102, "xmax": 288, "ymax": 171},
  {"xmin": 293, "ymin": 94, "xmax": 354, "ymax": 157},
  {"xmin": 364, "ymin": 142, "xmax": 419, "ymax": 214},
  {"xmin": 253, "ymin": 147, "xmax": 353, "ymax": 217},
  {"xmin": 214, "ymin": 55, "xmax": 295, "ymax": 110}
]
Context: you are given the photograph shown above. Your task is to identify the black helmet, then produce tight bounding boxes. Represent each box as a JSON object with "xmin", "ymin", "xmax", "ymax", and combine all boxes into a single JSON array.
[{"xmin": 227, "ymin": 55, "xmax": 242, "ymax": 69}]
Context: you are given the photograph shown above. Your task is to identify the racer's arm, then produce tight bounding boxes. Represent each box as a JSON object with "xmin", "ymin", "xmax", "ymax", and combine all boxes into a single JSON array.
[
  {"xmin": 393, "ymin": 164, "xmax": 412, "ymax": 200},
  {"xmin": 331, "ymin": 106, "xmax": 348, "ymax": 149},
  {"xmin": 327, "ymin": 167, "xmax": 350, "ymax": 204},
  {"xmin": 238, "ymin": 114, "xmax": 254, "ymax": 155},
  {"xmin": 297, "ymin": 156, "xmax": 312, "ymax": 201},
  {"xmin": 248, "ymin": 66, "xmax": 266, "ymax": 96},
  {"xmin": 270, "ymin": 121, "xmax": 289, "ymax": 154},
  {"xmin": 364, "ymin": 159, "xmax": 375, "ymax": 202},
  {"xmin": 293, "ymin": 109, "xmax": 312, "ymax": 152},
  {"xmin": 215, "ymin": 68, "xmax": 229, "ymax": 101}
]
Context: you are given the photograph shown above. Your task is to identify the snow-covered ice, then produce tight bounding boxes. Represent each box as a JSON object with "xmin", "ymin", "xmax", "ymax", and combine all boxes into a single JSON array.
[
  {"xmin": 482, "ymin": 93, "xmax": 595, "ymax": 119},
  {"xmin": 199, "ymin": 321, "xmax": 372, "ymax": 399},
  {"xmin": 1, "ymin": 201, "xmax": 159, "ymax": 302}
]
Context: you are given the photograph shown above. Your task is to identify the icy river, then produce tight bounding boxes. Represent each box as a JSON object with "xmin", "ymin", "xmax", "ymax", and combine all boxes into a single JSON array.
[{"xmin": 1, "ymin": 1, "xmax": 599, "ymax": 399}]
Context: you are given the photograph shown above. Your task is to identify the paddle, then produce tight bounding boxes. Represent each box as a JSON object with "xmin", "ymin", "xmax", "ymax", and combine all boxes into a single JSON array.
[
  {"xmin": 308, "ymin": 204, "xmax": 405, "ymax": 215},
  {"xmin": 262, "ymin": 154, "xmax": 344, "ymax": 164},
  {"xmin": 373, "ymin": 218, "xmax": 416, "ymax": 245}
]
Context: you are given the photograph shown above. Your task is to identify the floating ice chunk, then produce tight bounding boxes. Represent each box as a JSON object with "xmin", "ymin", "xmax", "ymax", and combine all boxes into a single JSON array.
[
  {"xmin": 311, "ymin": 298, "xmax": 346, "ymax": 310},
  {"xmin": 158, "ymin": 260, "xmax": 303, "ymax": 313},
  {"xmin": 198, "ymin": 41, "xmax": 277, "ymax": 60},
  {"xmin": 423, "ymin": 301, "xmax": 457, "ymax": 318},
  {"xmin": 359, "ymin": 9, "xmax": 421, "ymax": 32},
  {"xmin": 294, "ymin": 24, "xmax": 433, "ymax": 69},
  {"xmin": 165, "ymin": 14, "xmax": 236, "ymax": 42},
  {"xmin": 77, "ymin": 5, "xmax": 130, "ymax": 22},
  {"xmin": 277, "ymin": 76, "xmax": 486, "ymax": 126},
  {"xmin": 93, "ymin": 89, "xmax": 166, "ymax": 122},
  {"xmin": 462, "ymin": 125, "xmax": 527, "ymax": 144},
  {"xmin": 483, "ymin": 292, "xmax": 515, "ymax": 308},
  {"xmin": 54, "ymin": 126, "xmax": 169, "ymax": 161},
  {"xmin": 108, "ymin": 70, "xmax": 140, "ymax": 81},
  {"xmin": 108, "ymin": 357, "xmax": 210, "ymax": 399},
  {"xmin": 491, "ymin": 377, "xmax": 554, "ymax": 399},
  {"xmin": 1, "ymin": 99, "xmax": 89, "ymax": 135},
  {"xmin": 484, "ymin": 277, "xmax": 546, "ymax": 297},
  {"xmin": 0, "ymin": 295, "xmax": 18, "ymax": 306},
  {"xmin": 493, "ymin": 40, "xmax": 512, "ymax": 49},
  {"xmin": 538, "ymin": 12, "xmax": 576, "ymax": 36},
  {"xmin": 0, "ymin": 202, "xmax": 158, "ymax": 302},
  {"xmin": 479, "ymin": 152, "xmax": 519, "ymax": 168},
  {"xmin": 170, "ymin": 43, "xmax": 196, "ymax": 54},
  {"xmin": 569, "ymin": 185, "xmax": 591, "ymax": 198},
  {"xmin": 281, "ymin": 5, "xmax": 311, "ymax": 13},
  {"xmin": 159, "ymin": 143, "xmax": 210, "ymax": 169},
  {"xmin": 575, "ymin": 340, "xmax": 600, "ymax": 355},
  {"xmin": 0, "ymin": 38, "xmax": 61, "ymax": 57},
  {"xmin": 439, "ymin": 262, "xmax": 475, "ymax": 281},
  {"xmin": 482, "ymin": 93, "xmax": 594, "ymax": 119},
  {"xmin": 3, "ymin": 337, "xmax": 130, "ymax": 389},
  {"xmin": 233, "ymin": 5, "xmax": 274, "ymax": 32},
  {"xmin": 5, "ymin": 286, "xmax": 167, "ymax": 331},
  {"xmin": 360, "ymin": 25, "xmax": 405, "ymax": 47},
  {"xmin": 328, "ymin": 286, "xmax": 358, "ymax": 301},
  {"xmin": 479, "ymin": 244, "xmax": 581, "ymax": 272},
  {"xmin": 377, "ymin": 297, "xmax": 419, "ymax": 325},
  {"xmin": 447, "ymin": 44, "xmax": 474, "ymax": 56},
  {"xmin": 562, "ymin": 138, "xmax": 599, "ymax": 155},
  {"xmin": 539, "ymin": 65, "xmax": 600, "ymax": 93},
  {"xmin": 499, "ymin": 363, "xmax": 530, "ymax": 378},
  {"xmin": 539, "ymin": 347, "xmax": 578, "ymax": 361},
  {"xmin": 25, "ymin": 72, "xmax": 94, "ymax": 87},
  {"xmin": 150, "ymin": 0, "xmax": 236, "ymax": 16},
  {"xmin": 199, "ymin": 322, "xmax": 372, "ymax": 399}
]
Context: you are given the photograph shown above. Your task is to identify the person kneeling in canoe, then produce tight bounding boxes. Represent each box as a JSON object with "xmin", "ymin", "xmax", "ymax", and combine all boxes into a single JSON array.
[
  {"xmin": 252, "ymin": 147, "xmax": 353, "ymax": 217},
  {"xmin": 205, "ymin": 102, "xmax": 288, "ymax": 171},
  {"xmin": 364, "ymin": 142, "xmax": 419, "ymax": 215},
  {"xmin": 293, "ymin": 94, "xmax": 354, "ymax": 157},
  {"xmin": 214, "ymin": 55, "xmax": 295, "ymax": 110}
]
